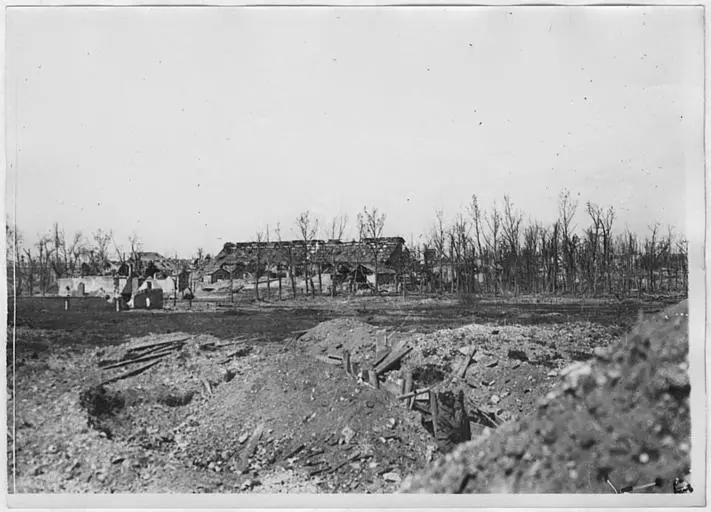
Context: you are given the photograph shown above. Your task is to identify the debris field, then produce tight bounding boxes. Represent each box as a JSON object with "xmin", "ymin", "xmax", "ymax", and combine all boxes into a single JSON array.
[{"xmin": 6, "ymin": 296, "xmax": 690, "ymax": 493}]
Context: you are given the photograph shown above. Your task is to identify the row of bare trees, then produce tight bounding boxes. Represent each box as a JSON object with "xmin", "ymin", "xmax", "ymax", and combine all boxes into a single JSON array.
[
  {"xmin": 421, "ymin": 190, "xmax": 688, "ymax": 297},
  {"xmin": 7, "ymin": 191, "xmax": 687, "ymax": 299}
]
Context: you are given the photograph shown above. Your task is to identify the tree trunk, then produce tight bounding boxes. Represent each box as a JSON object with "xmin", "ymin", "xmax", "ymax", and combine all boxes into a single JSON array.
[
  {"xmin": 331, "ymin": 254, "xmax": 336, "ymax": 298},
  {"xmin": 288, "ymin": 248, "xmax": 296, "ymax": 298},
  {"xmin": 318, "ymin": 264, "xmax": 322, "ymax": 294},
  {"xmin": 266, "ymin": 269, "xmax": 271, "ymax": 300},
  {"xmin": 373, "ymin": 259, "xmax": 379, "ymax": 295}
]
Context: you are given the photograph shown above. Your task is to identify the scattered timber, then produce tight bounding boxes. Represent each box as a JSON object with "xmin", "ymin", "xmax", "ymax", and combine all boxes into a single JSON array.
[
  {"xmin": 397, "ymin": 388, "xmax": 431, "ymax": 401},
  {"xmin": 99, "ymin": 360, "xmax": 162, "ymax": 386},
  {"xmin": 125, "ymin": 337, "xmax": 190, "ymax": 355},
  {"xmin": 100, "ymin": 348, "xmax": 175, "ymax": 370},
  {"xmin": 455, "ymin": 348, "xmax": 477, "ymax": 378},
  {"xmin": 374, "ymin": 345, "xmax": 412, "ymax": 375}
]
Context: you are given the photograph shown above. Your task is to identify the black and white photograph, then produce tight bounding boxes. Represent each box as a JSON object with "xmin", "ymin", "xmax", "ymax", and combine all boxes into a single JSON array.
[{"xmin": 2, "ymin": 2, "xmax": 707, "ymax": 507}]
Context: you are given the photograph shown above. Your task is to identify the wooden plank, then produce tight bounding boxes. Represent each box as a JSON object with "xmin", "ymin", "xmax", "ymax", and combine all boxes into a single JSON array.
[
  {"xmin": 368, "ymin": 369, "xmax": 380, "ymax": 389},
  {"xmin": 100, "ymin": 360, "xmax": 162, "ymax": 386},
  {"xmin": 343, "ymin": 350, "xmax": 351, "ymax": 375},
  {"xmin": 100, "ymin": 349, "xmax": 175, "ymax": 370},
  {"xmin": 127, "ymin": 341, "xmax": 186, "ymax": 359},
  {"xmin": 125, "ymin": 337, "xmax": 189, "ymax": 354},
  {"xmin": 214, "ymin": 338, "xmax": 248, "ymax": 348},
  {"xmin": 404, "ymin": 370, "xmax": 414, "ymax": 409},
  {"xmin": 397, "ymin": 388, "xmax": 430, "ymax": 401},
  {"xmin": 430, "ymin": 391, "xmax": 439, "ymax": 438},
  {"xmin": 314, "ymin": 355, "xmax": 342, "ymax": 366},
  {"xmin": 238, "ymin": 422, "xmax": 265, "ymax": 474},
  {"xmin": 456, "ymin": 348, "xmax": 477, "ymax": 378},
  {"xmin": 374, "ymin": 345, "xmax": 412, "ymax": 375},
  {"xmin": 373, "ymin": 349, "xmax": 391, "ymax": 368}
]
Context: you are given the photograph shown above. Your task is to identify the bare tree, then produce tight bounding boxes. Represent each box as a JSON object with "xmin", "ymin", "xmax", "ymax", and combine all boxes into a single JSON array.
[
  {"xmin": 484, "ymin": 202, "xmax": 502, "ymax": 294},
  {"xmin": 601, "ymin": 206, "xmax": 615, "ymax": 293},
  {"xmin": 254, "ymin": 230, "xmax": 264, "ymax": 301},
  {"xmin": 295, "ymin": 210, "xmax": 319, "ymax": 297},
  {"xmin": 36, "ymin": 234, "xmax": 54, "ymax": 295},
  {"xmin": 451, "ymin": 213, "xmax": 470, "ymax": 293},
  {"xmin": 125, "ymin": 232, "xmax": 143, "ymax": 275},
  {"xmin": 645, "ymin": 223, "xmax": 660, "ymax": 293},
  {"xmin": 49, "ymin": 223, "xmax": 68, "ymax": 279},
  {"xmin": 558, "ymin": 189, "xmax": 578, "ymax": 293},
  {"xmin": 467, "ymin": 195, "xmax": 485, "ymax": 289},
  {"xmin": 66, "ymin": 232, "xmax": 85, "ymax": 276},
  {"xmin": 22, "ymin": 248, "xmax": 36, "ymax": 296},
  {"xmin": 501, "ymin": 195, "xmax": 522, "ymax": 294},
  {"xmin": 264, "ymin": 225, "xmax": 272, "ymax": 300},
  {"xmin": 358, "ymin": 206, "xmax": 386, "ymax": 294},
  {"xmin": 277, "ymin": 223, "xmax": 296, "ymax": 298},
  {"xmin": 327, "ymin": 215, "xmax": 348, "ymax": 297},
  {"xmin": 431, "ymin": 210, "xmax": 447, "ymax": 293},
  {"xmin": 92, "ymin": 229, "xmax": 113, "ymax": 273},
  {"xmin": 112, "ymin": 234, "xmax": 126, "ymax": 265},
  {"xmin": 522, "ymin": 221, "xmax": 541, "ymax": 293},
  {"xmin": 586, "ymin": 202, "xmax": 603, "ymax": 295},
  {"xmin": 329, "ymin": 214, "xmax": 348, "ymax": 240}
]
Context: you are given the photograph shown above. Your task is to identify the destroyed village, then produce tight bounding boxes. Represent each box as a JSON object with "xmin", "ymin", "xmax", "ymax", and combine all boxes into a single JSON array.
[{"xmin": 6, "ymin": 193, "xmax": 692, "ymax": 495}]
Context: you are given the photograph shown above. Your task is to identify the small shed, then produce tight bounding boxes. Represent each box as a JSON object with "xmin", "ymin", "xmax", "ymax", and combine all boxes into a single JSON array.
[{"xmin": 210, "ymin": 266, "xmax": 234, "ymax": 283}]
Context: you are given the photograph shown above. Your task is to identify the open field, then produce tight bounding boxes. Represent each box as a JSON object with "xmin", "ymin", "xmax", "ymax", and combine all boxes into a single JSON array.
[{"xmin": 6, "ymin": 293, "xmax": 689, "ymax": 493}]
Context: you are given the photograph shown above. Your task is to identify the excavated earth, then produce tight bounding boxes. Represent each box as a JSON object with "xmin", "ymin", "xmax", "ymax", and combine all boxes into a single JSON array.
[
  {"xmin": 7, "ymin": 296, "xmax": 690, "ymax": 494},
  {"xmin": 402, "ymin": 300, "xmax": 691, "ymax": 493}
]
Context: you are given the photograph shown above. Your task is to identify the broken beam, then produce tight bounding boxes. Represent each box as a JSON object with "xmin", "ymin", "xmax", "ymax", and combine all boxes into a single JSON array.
[
  {"xmin": 397, "ymin": 388, "xmax": 431, "ymax": 401},
  {"xmin": 456, "ymin": 348, "xmax": 477, "ymax": 379},
  {"xmin": 125, "ymin": 337, "xmax": 190, "ymax": 354},
  {"xmin": 100, "ymin": 349, "xmax": 175, "ymax": 370},
  {"xmin": 374, "ymin": 345, "xmax": 412, "ymax": 375},
  {"xmin": 100, "ymin": 360, "xmax": 162, "ymax": 386}
]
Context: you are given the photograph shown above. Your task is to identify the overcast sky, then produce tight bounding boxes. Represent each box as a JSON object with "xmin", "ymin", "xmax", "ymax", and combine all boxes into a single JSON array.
[{"xmin": 5, "ymin": 6, "xmax": 703, "ymax": 258}]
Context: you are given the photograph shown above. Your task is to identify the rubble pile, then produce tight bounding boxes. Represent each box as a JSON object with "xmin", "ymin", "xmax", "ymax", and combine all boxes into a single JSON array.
[
  {"xmin": 78, "ymin": 333, "xmax": 254, "ymax": 444},
  {"xmin": 175, "ymin": 351, "xmax": 433, "ymax": 493},
  {"xmin": 402, "ymin": 300, "xmax": 691, "ymax": 494},
  {"xmin": 296, "ymin": 316, "xmax": 623, "ymax": 452},
  {"xmin": 10, "ymin": 297, "xmax": 688, "ymax": 494},
  {"xmin": 398, "ymin": 321, "xmax": 619, "ymax": 426},
  {"xmin": 299, "ymin": 318, "xmax": 393, "ymax": 362}
]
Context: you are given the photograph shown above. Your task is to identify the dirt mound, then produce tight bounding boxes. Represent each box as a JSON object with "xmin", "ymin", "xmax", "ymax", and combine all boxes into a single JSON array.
[
  {"xmin": 376, "ymin": 320, "xmax": 620, "ymax": 437},
  {"xmin": 296, "ymin": 316, "xmax": 623, "ymax": 453},
  {"xmin": 79, "ymin": 333, "xmax": 249, "ymax": 446},
  {"xmin": 402, "ymin": 300, "xmax": 691, "ymax": 493},
  {"xmin": 174, "ymin": 350, "xmax": 433, "ymax": 493},
  {"xmin": 299, "ymin": 318, "xmax": 394, "ymax": 363}
]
